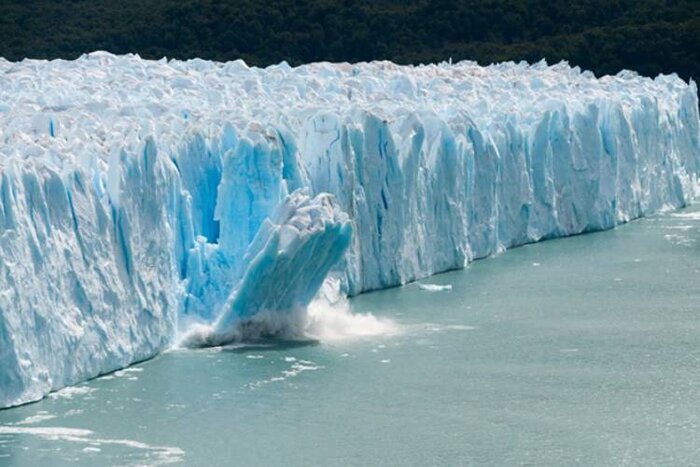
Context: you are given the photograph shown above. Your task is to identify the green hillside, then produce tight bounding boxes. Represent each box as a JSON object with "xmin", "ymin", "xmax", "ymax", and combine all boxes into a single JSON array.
[{"xmin": 0, "ymin": 0, "xmax": 697, "ymax": 80}]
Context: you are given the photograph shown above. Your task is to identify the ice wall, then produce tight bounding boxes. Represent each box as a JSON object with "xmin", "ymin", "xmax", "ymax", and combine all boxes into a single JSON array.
[
  {"xmin": 0, "ymin": 139, "xmax": 183, "ymax": 407},
  {"xmin": 0, "ymin": 53, "xmax": 698, "ymax": 407}
]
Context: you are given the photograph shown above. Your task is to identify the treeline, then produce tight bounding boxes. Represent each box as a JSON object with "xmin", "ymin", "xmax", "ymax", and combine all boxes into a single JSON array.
[{"xmin": 0, "ymin": 0, "xmax": 697, "ymax": 80}]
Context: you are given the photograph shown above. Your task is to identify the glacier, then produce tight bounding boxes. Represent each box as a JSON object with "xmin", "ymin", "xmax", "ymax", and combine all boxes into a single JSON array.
[{"xmin": 0, "ymin": 52, "xmax": 698, "ymax": 408}]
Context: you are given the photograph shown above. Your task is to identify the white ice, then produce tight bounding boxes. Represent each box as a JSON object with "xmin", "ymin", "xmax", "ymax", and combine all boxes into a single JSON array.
[
  {"xmin": 418, "ymin": 283, "xmax": 453, "ymax": 291},
  {"xmin": 0, "ymin": 52, "xmax": 698, "ymax": 407}
]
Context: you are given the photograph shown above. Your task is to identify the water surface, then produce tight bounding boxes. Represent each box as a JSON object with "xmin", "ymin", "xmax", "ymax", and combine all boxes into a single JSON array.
[{"xmin": 1, "ymin": 206, "xmax": 700, "ymax": 466}]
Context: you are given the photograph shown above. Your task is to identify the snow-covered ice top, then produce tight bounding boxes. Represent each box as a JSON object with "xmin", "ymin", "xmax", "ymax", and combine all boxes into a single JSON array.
[
  {"xmin": 1, "ymin": 53, "xmax": 695, "ymax": 161},
  {"xmin": 0, "ymin": 52, "xmax": 698, "ymax": 407}
]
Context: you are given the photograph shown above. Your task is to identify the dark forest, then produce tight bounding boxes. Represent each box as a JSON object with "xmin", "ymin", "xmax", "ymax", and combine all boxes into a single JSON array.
[{"xmin": 0, "ymin": 0, "xmax": 698, "ymax": 80}]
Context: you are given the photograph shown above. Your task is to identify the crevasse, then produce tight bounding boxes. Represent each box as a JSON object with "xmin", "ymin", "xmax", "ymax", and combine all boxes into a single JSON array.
[{"xmin": 0, "ymin": 53, "xmax": 698, "ymax": 407}]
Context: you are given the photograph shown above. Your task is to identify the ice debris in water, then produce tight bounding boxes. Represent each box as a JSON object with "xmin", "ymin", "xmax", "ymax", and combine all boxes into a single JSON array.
[
  {"xmin": 0, "ymin": 52, "xmax": 698, "ymax": 407},
  {"xmin": 418, "ymin": 283, "xmax": 453, "ymax": 291}
]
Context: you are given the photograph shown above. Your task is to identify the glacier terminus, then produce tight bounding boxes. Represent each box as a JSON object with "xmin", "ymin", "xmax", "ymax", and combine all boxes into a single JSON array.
[{"xmin": 0, "ymin": 52, "xmax": 698, "ymax": 408}]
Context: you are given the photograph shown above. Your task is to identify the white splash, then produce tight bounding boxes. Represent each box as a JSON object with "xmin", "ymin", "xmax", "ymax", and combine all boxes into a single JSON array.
[
  {"xmin": 303, "ymin": 292, "xmax": 399, "ymax": 342},
  {"xmin": 178, "ymin": 279, "xmax": 399, "ymax": 346}
]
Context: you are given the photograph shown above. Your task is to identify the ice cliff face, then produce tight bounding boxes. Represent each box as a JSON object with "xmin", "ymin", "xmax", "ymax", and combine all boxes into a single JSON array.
[{"xmin": 0, "ymin": 53, "xmax": 698, "ymax": 407}]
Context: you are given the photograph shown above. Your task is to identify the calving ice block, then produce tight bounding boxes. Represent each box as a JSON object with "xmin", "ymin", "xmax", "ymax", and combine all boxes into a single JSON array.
[{"xmin": 0, "ymin": 52, "xmax": 698, "ymax": 407}]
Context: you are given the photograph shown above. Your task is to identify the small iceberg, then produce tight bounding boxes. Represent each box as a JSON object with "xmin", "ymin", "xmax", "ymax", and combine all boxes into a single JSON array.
[{"xmin": 418, "ymin": 283, "xmax": 453, "ymax": 292}]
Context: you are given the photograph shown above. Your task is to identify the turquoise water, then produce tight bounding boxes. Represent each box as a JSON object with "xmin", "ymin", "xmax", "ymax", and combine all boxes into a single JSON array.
[{"xmin": 1, "ymin": 206, "xmax": 700, "ymax": 466}]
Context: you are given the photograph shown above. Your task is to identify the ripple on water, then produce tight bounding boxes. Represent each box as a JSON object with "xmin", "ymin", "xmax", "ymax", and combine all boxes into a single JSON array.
[{"xmin": 0, "ymin": 426, "xmax": 184, "ymax": 465}]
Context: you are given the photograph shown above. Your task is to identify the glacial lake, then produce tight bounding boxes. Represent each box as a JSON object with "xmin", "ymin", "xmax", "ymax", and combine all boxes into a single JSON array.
[{"xmin": 1, "ymin": 205, "xmax": 699, "ymax": 466}]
